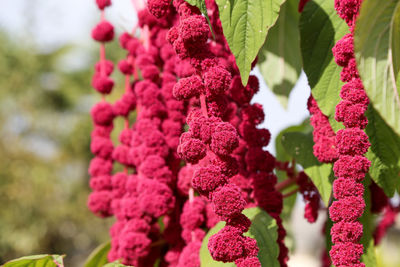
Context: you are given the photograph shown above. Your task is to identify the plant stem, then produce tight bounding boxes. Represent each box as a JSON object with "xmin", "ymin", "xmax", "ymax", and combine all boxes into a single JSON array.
[
  {"xmin": 275, "ymin": 178, "xmax": 297, "ymax": 192},
  {"xmin": 283, "ymin": 188, "xmax": 299, "ymax": 198}
]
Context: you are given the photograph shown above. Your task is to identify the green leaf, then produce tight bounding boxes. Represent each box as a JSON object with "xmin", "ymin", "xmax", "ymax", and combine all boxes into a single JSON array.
[
  {"xmin": 275, "ymin": 119, "xmax": 312, "ymax": 220},
  {"xmin": 354, "ymin": 0, "xmax": 400, "ymax": 137},
  {"xmin": 84, "ymin": 241, "xmax": 111, "ymax": 267},
  {"xmin": 300, "ymin": 0, "xmax": 400, "ymax": 197},
  {"xmin": 281, "ymin": 132, "xmax": 333, "ymax": 206},
  {"xmin": 103, "ymin": 262, "xmax": 130, "ymax": 267},
  {"xmin": 258, "ymin": 0, "xmax": 302, "ymax": 108},
  {"xmin": 2, "ymin": 254, "xmax": 64, "ymax": 267},
  {"xmin": 184, "ymin": 0, "xmax": 214, "ymax": 36},
  {"xmin": 275, "ymin": 118, "xmax": 312, "ymax": 162},
  {"xmin": 200, "ymin": 207, "xmax": 279, "ymax": 267},
  {"xmin": 216, "ymin": 0, "xmax": 285, "ymax": 85},
  {"xmin": 299, "ymin": 0, "xmax": 348, "ymax": 132},
  {"xmin": 365, "ymin": 106, "xmax": 400, "ymax": 196}
]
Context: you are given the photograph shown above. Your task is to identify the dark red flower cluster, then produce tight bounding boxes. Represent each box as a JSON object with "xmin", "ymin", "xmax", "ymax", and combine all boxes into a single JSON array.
[
  {"xmin": 373, "ymin": 203, "xmax": 400, "ymax": 245},
  {"xmin": 296, "ymin": 172, "xmax": 321, "ymax": 223},
  {"xmin": 329, "ymin": 1, "xmax": 371, "ymax": 265},
  {"xmin": 307, "ymin": 95, "xmax": 338, "ymax": 163}
]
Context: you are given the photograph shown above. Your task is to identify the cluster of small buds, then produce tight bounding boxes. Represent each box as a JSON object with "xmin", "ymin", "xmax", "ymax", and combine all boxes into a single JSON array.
[
  {"xmin": 88, "ymin": 0, "xmax": 116, "ymax": 218},
  {"xmin": 296, "ymin": 172, "xmax": 321, "ymax": 223},
  {"xmin": 162, "ymin": 0, "xmax": 263, "ymax": 265},
  {"xmin": 307, "ymin": 95, "xmax": 338, "ymax": 163},
  {"xmin": 108, "ymin": 10, "xmax": 188, "ymax": 265},
  {"xmin": 329, "ymin": 1, "xmax": 371, "ymax": 266}
]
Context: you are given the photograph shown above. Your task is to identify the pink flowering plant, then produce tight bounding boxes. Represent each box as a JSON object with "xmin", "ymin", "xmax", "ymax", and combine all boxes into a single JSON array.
[{"xmin": 3, "ymin": 0, "xmax": 400, "ymax": 266}]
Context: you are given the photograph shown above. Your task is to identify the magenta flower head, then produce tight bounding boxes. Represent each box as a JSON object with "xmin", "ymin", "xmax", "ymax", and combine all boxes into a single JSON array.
[
  {"xmin": 235, "ymin": 257, "xmax": 261, "ymax": 267},
  {"xmin": 147, "ymin": 0, "xmax": 170, "ymax": 18},
  {"xmin": 91, "ymin": 21, "xmax": 115, "ymax": 42},
  {"xmin": 226, "ymin": 213, "xmax": 252, "ymax": 233},
  {"xmin": 334, "ymin": 0, "xmax": 361, "ymax": 25},
  {"xmin": 336, "ymin": 128, "xmax": 370, "ymax": 155},
  {"xmin": 91, "ymin": 136, "xmax": 114, "ymax": 159},
  {"xmin": 95, "ymin": 60, "xmax": 114, "ymax": 76},
  {"xmin": 333, "ymin": 178, "xmax": 364, "ymax": 199},
  {"xmin": 340, "ymin": 78, "xmax": 369, "ymax": 105},
  {"xmin": 89, "ymin": 157, "xmax": 113, "ymax": 176},
  {"xmin": 178, "ymin": 15, "xmax": 209, "ymax": 46},
  {"xmin": 177, "ymin": 241, "xmax": 202, "ymax": 266},
  {"xmin": 88, "ymin": 190, "xmax": 112, "ymax": 217},
  {"xmin": 333, "ymin": 155, "xmax": 370, "ymax": 181},
  {"xmin": 329, "ymin": 242, "xmax": 364, "ymax": 266},
  {"xmin": 180, "ymin": 197, "xmax": 206, "ymax": 230},
  {"xmin": 340, "ymin": 58, "xmax": 359, "ymax": 82},
  {"xmin": 211, "ymin": 184, "xmax": 246, "ymax": 219},
  {"xmin": 118, "ymin": 232, "xmax": 152, "ymax": 259},
  {"xmin": 335, "ymin": 101, "xmax": 368, "ymax": 128},
  {"xmin": 192, "ymin": 165, "xmax": 227, "ymax": 197},
  {"xmin": 92, "ymin": 74, "xmax": 114, "ymax": 94},
  {"xmin": 331, "ymin": 221, "xmax": 363, "ymax": 243},
  {"xmin": 96, "ymin": 0, "xmax": 112, "ymax": 10},
  {"xmin": 89, "ymin": 175, "xmax": 111, "ymax": 191},
  {"xmin": 208, "ymin": 227, "xmax": 245, "ymax": 262},
  {"xmin": 91, "ymin": 102, "xmax": 115, "ymax": 125},
  {"xmin": 178, "ymin": 138, "xmax": 207, "ymax": 164},
  {"xmin": 332, "ymin": 33, "xmax": 354, "ymax": 67},
  {"xmin": 203, "ymin": 66, "xmax": 232, "ymax": 98},
  {"xmin": 210, "ymin": 122, "xmax": 239, "ymax": 156},
  {"xmin": 173, "ymin": 75, "xmax": 204, "ymax": 100},
  {"xmin": 329, "ymin": 196, "xmax": 365, "ymax": 222}
]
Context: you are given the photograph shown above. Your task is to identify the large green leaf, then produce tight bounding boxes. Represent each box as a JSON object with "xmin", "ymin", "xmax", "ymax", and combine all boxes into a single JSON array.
[
  {"xmin": 200, "ymin": 207, "xmax": 279, "ymax": 267},
  {"xmin": 300, "ymin": 0, "xmax": 400, "ymax": 197},
  {"xmin": 365, "ymin": 106, "xmax": 400, "ymax": 196},
  {"xmin": 275, "ymin": 119, "xmax": 312, "ymax": 162},
  {"xmin": 258, "ymin": 0, "xmax": 302, "ymax": 108},
  {"xmin": 354, "ymin": 0, "xmax": 400, "ymax": 137},
  {"xmin": 84, "ymin": 241, "xmax": 111, "ymax": 267},
  {"xmin": 275, "ymin": 119, "xmax": 312, "ymax": 220},
  {"xmin": 281, "ymin": 131, "xmax": 333, "ymax": 206},
  {"xmin": 216, "ymin": 0, "xmax": 285, "ymax": 85},
  {"xmin": 299, "ymin": 0, "xmax": 348, "ymax": 131},
  {"xmin": 2, "ymin": 255, "xmax": 64, "ymax": 267}
]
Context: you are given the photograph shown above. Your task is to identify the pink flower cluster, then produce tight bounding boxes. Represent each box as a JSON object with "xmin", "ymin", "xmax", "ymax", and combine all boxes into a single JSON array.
[
  {"xmin": 108, "ymin": 14, "xmax": 190, "ymax": 267},
  {"xmin": 87, "ymin": 0, "xmax": 290, "ymax": 266},
  {"xmin": 329, "ymin": 1, "xmax": 371, "ymax": 265},
  {"xmin": 149, "ymin": 0, "xmax": 288, "ymax": 265},
  {"xmin": 88, "ymin": 1, "xmax": 116, "ymax": 218},
  {"xmin": 307, "ymin": 95, "xmax": 338, "ymax": 163},
  {"xmin": 164, "ymin": 1, "xmax": 261, "ymax": 264}
]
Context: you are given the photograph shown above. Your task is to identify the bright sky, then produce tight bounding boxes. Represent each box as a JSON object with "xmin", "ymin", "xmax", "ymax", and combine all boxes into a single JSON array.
[{"xmin": 0, "ymin": 0, "xmax": 310, "ymax": 154}]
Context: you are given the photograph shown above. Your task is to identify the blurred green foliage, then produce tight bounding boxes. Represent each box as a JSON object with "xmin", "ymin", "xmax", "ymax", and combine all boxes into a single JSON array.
[{"xmin": 0, "ymin": 33, "xmax": 125, "ymax": 265}]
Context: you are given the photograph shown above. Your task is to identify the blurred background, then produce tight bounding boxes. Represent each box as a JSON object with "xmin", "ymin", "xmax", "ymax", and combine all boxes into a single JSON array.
[{"xmin": 0, "ymin": 0, "xmax": 399, "ymax": 266}]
